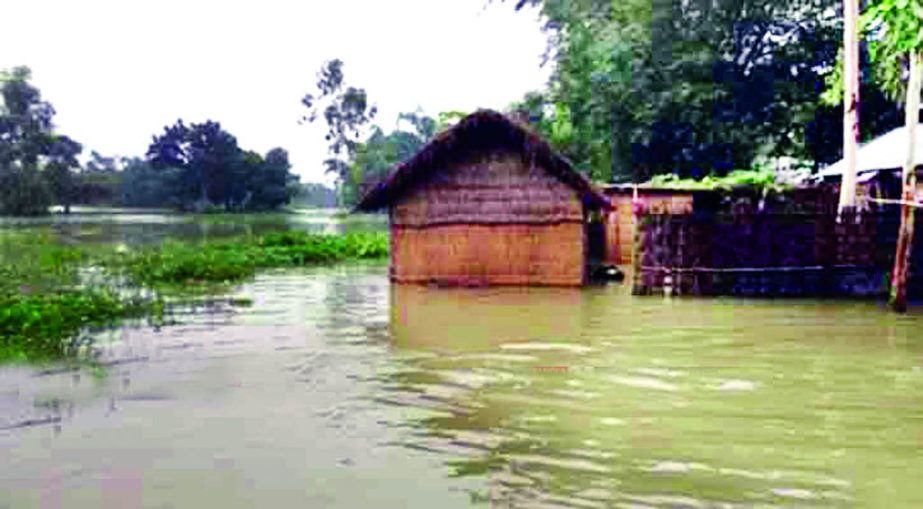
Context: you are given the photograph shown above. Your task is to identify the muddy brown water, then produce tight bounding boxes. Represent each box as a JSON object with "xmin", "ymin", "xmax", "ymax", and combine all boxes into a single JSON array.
[{"xmin": 2, "ymin": 210, "xmax": 923, "ymax": 508}]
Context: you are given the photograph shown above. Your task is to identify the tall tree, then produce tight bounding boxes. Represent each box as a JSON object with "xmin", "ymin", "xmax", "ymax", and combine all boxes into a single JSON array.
[
  {"xmin": 502, "ymin": 0, "xmax": 842, "ymax": 182},
  {"xmin": 0, "ymin": 66, "xmax": 82, "ymax": 216},
  {"xmin": 146, "ymin": 120, "xmax": 242, "ymax": 210},
  {"xmin": 301, "ymin": 59, "xmax": 377, "ymax": 206},
  {"xmin": 145, "ymin": 120, "xmax": 294, "ymax": 212},
  {"xmin": 248, "ymin": 147, "xmax": 296, "ymax": 211},
  {"xmin": 44, "ymin": 135, "xmax": 82, "ymax": 214},
  {"xmin": 348, "ymin": 110, "xmax": 440, "ymax": 204}
]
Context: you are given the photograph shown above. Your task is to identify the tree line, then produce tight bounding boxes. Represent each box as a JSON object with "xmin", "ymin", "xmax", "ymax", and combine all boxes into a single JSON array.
[
  {"xmin": 7, "ymin": 0, "xmax": 916, "ymax": 214},
  {"xmin": 496, "ymin": 0, "xmax": 910, "ymax": 183},
  {"xmin": 1, "ymin": 66, "xmax": 311, "ymax": 215}
]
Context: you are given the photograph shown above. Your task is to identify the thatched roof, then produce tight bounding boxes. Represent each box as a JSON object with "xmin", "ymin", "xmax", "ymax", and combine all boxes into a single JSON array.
[{"xmin": 353, "ymin": 109, "xmax": 610, "ymax": 212}]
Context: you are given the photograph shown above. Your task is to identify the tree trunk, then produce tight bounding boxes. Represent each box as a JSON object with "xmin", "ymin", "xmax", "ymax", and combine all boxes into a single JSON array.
[
  {"xmin": 889, "ymin": 52, "xmax": 922, "ymax": 313},
  {"xmin": 838, "ymin": 0, "xmax": 861, "ymax": 212}
]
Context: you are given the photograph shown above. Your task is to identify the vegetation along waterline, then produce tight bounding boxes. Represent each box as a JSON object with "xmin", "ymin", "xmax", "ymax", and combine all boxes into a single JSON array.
[
  {"xmin": 109, "ymin": 231, "xmax": 389, "ymax": 289},
  {"xmin": 0, "ymin": 231, "xmax": 389, "ymax": 364}
]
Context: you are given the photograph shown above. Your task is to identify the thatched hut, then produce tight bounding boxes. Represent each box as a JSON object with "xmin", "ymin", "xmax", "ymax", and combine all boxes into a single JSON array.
[{"xmin": 354, "ymin": 109, "xmax": 610, "ymax": 287}]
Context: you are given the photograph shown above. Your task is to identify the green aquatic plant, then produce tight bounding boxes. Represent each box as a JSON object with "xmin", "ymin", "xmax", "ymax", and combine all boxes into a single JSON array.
[
  {"xmin": 0, "ymin": 290, "xmax": 154, "ymax": 363},
  {"xmin": 0, "ymin": 229, "xmax": 388, "ymax": 363},
  {"xmin": 109, "ymin": 231, "xmax": 389, "ymax": 288}
]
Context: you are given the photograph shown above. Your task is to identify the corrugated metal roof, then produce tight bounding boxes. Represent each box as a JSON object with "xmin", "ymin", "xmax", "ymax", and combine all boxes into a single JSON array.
[{"xmin": 816, "ymin": 124, "xmax": 923, "ymax": 179}]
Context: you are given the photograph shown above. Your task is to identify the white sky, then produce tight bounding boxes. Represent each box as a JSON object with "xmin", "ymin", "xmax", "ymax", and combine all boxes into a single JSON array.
[{"xmin": 0, "ymin": 0, "xmax": 551, "ymax": 184}]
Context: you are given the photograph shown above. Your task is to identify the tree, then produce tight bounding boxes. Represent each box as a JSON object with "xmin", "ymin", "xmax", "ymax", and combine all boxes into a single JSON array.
[
  {"xmin": 86, "ymin": 150, "xmax": 119, "ymax": 173},
  {"xmin": 248, "ymin": 148, "xmax": 296, "ymax": 211},
  {"xmin": 145, "ymin": 120, "xmax": 295, "ymax": 212},
  {"xmin": 44, "ymin": 135, "xmax": 82, "ymax": 213},
  {"xmin": 347, "ymin": 110, "xmax": 440, "ymax": 205},
  {"xmin": 501, "ymin": 0, "xmax": 844, "ymax": 182},
  {"xmin": 435, "ymin": 111, "xmax": 469, "ymax": 132},
  {"xmin": 301, "ymin": 59, "xmax": 377, "ymax": 206},
  {"xmin": 862, "ymin": 0, "xmax": 923, "ymax": 313},
  {"xmin": 0, "ymin": 66, "xmax": 82, "ymax": 216},
  {"xmin": 146, "ymin": 120, "xmax": 243, "ymax": 210},
  {"xmin": 121, "ymin": 157, "xmax": 180, "ymax": 208},
  {"xmin": 292, "ymin": 182, "xmax": 337, "ymax": 208}
]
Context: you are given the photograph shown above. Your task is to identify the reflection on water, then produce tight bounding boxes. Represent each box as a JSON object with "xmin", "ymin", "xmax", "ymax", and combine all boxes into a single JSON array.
[{"xmin": 3, "ymin": 267, "xmax": 923, "ymax": 507}]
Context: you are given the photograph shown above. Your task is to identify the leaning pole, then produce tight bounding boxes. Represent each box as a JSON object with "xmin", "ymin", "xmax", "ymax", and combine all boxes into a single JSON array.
[{"xmin": 889, "ymin": 53, "xmax": 922, "ymax": 313}]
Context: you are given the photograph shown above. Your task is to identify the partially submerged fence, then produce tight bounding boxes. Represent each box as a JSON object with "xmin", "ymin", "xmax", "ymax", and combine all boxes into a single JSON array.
[{"xmin": 631, "ymin": 194, "xmax": 923, "ymax": 298}]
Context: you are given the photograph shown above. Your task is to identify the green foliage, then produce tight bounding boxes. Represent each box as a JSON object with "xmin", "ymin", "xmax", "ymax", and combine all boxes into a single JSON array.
[
  {"xmin": 143, "ymin": 121, "xmax": 296, "ymax": 212},
  {"xmin": 0, "ymin": 228, "xmax": 387, "ymax": 363},
  {"xmin": 340, "ymin": 109, "xmax": 441, "ymax": 207},
  {"xmin": 435, "ymin": 111, "xmax": 469, "ymax": 132},
  {"xmin": 649, "ymin": 168, "xmax": 792, "ymax": 193},
  {"xmin": 302, "ymin": 59, "xmax": 377, "ymax": 206},
  {"xmin": 291, "ymin": 182, "xmax": 337, "ymax": 208},
  {"xmin": 864, "ymin": 0, "xmax": 923, "ymax": 101},
  {"xmin": 0, "ymin": 66, "xmax": 83, "ymax": 216},
  {"xmin": 0, "ymin": 231, "xmax": 84, "ymax": 296},
  {"xmin": 823, "ymin": 0, "xmax": 923, "ymax": 104},
  {"xmin": 0, "ymin": 290, "xmax": 150, "ymax": 363},
  {"xmin": 0, "ymin": 231, "xmax": 155, "ymax": 363},
  {"xmin": 120, "ymin": 158, "xmax": 180, "ymax": 207},
  {"xmin": 504, "ymin": 0, "xmax": 842, "ymax": 181},
  {"xmin": 111, "ymin": 231, "xmax": 389, "ymax": 288}
]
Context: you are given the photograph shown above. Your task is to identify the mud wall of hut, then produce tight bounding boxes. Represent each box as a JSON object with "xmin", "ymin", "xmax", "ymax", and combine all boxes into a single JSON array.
[{"xmin": 389, "ymin": 153, "xmax": 587, "ymax": 286}]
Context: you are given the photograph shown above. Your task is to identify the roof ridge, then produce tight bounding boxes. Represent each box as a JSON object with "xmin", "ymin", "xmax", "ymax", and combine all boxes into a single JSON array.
[{"xmin": 353, "ymin": 110, "xmax": 609, "ymax": 212}]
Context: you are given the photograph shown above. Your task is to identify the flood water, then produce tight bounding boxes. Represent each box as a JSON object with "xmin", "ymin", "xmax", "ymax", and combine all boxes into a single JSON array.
[{"xmin": 2, "ymin": 210, "xmax": 923, "ymax": 508}]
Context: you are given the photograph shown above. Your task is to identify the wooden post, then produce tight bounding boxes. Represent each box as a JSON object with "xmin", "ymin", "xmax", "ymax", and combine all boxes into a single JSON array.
[
  {"xmin": 630, "ymin": 185, "xmax": 643, "ymax": 294},
  {"xmin": 889, "ymin": 52, "xmax": 922, "ymax": 313},
  {"xmin": 838, "ymin": 0, "xmax": 861, "ymax": 213}
]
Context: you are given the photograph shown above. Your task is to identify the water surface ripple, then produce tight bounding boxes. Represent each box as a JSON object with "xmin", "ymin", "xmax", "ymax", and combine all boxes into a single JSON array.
[{"xmin": 3, "ymin": 266, "xmax": 923, "ymax": 508}]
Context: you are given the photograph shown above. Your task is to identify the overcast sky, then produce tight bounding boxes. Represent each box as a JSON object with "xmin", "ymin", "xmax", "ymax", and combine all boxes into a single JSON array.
[{"xmin": 1, "ymin": 0, "xmax": 551, "ymax": 184}]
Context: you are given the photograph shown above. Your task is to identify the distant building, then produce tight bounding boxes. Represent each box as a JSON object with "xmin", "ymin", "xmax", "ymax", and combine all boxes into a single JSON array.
[
  {"xmin": 813, "ymin": 124, "xmax": 923, "ymax": 202},
  {"xmin": 354, "ymin": 110, "xmax": 610, "ymax": 287}
]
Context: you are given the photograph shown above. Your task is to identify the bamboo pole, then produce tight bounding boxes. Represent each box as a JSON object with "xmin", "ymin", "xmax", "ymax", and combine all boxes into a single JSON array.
[
  {"xmin": 838, "ymin": 0, "xmax": 861, "ymax": 213},
  {"xmin": 889, "ymin": 52, "xmax": 922, "ymax": 313},
  {"xmin": 867, "ymin": 197, "xmax": 923, "ymax": 207}
]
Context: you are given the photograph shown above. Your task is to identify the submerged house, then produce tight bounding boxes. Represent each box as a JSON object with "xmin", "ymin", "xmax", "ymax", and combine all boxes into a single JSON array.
[{"xmin": 354, "ymin": 109, "xmax": 610, "ymax": 287}]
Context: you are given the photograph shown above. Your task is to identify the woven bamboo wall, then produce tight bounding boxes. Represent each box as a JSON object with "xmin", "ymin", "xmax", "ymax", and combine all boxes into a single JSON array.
[
  {"xmin": 387, "ymin": 151, "xmax": 588, "ymax": 287},
  {"xmin": 391, "ymin": 223, "xmax": 585, "ymax": 286},
  {"xmin": 391, "ymin": 153, "xmax": 583, "ymax": 227},
  {"xmin": 630, "ymin": 208, "xmax": 922, "ymax": 298}
]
